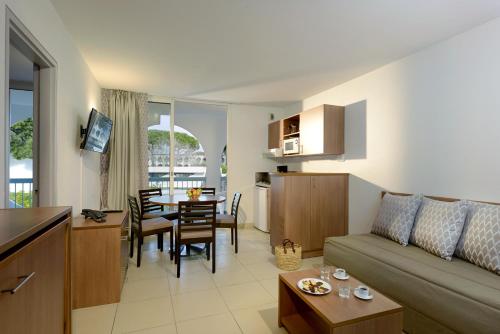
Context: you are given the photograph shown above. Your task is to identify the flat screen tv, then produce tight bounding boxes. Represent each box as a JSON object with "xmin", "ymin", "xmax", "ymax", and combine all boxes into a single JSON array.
[{"xmin": 80, "ymin": 108, "xmax": 113, "ymax": 153}]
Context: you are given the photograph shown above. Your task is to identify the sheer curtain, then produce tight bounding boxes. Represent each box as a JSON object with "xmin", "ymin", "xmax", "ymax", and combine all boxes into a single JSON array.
[{"xmin": 100, "ymin": 89, "xmax": 148, "ymax": 209}]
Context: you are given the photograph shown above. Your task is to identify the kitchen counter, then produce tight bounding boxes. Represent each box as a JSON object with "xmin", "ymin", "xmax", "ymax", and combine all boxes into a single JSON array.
[
  {"xmin": 0, "ymin": 207, "xmax": 72, "ymax": 258},
  {"xmin": 270, "ymin": 172, "xmax": 349, "ymax": 176}
]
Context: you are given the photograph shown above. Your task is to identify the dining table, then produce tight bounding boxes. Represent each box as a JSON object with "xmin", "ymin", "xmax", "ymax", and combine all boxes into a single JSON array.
[
  {"xmin": 148, "ymin": 194, "xmax": 226, "ymax": 207},
  {"xmin": 148, "ymin": 193, "xmax": 226, "ymax": 256}
]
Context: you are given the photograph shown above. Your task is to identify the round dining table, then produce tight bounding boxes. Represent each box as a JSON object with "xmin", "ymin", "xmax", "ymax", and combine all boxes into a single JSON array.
[{"xmin": 149, "ymin": 194, "xmax": 226, "ymax": 207}]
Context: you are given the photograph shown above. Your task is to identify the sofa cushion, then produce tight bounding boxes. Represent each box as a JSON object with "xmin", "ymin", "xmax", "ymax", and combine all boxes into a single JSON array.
[
  {"xmin": 410, "ymin": 198, "xmax": 468, "ymax": 260},
  {"xmin": 324, "ymin": 234, "xmax": 500, "ymax": 334},
  {"xmin": 371, "ymin": 193, "xmax": 422, "ymax": 246},
  {"xmin": 455, "ymin": 201, "xmax": 500, "ymax": 274}
]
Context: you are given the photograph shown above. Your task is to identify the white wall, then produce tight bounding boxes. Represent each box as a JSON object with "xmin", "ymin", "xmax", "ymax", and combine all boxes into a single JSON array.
[
  {"xmin": 227, "ymin": 104, "xmax": 285, "ymax": 224},
  {"xmin": 0, "ymin": 0, "xmax": 101, "ymax": 213},
  {"xmin": 286, "ymin": 17, "xmax": 500, "ymax": 234}
]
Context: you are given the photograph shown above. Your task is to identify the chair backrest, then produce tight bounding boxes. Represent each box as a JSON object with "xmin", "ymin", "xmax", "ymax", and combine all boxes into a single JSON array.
[
  {"xmin": 127, "ymin": 195, "xmax": 142, "ymax": 231},
  {"xmin": 138, "ymin": 188, "xmax": 164, "ymax": 217},
  {"xmin": 201, "ymin": 187, "xmax": 216, "ymax": 195},
  {"xmin": 177, "ymin": 200, "xmax": 217, "ymax": 239},
  {"xmin": 230, "ymin": 192, "xmax": 242, "ymax": 218}
]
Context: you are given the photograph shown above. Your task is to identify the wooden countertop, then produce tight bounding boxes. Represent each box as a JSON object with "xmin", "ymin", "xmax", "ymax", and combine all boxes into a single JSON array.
[
  {"xmin": 270, "ymin": 172, "xmax": 349, "ymax": 176},
  {"xmin": 72, "ymin": 211, "xmax": 129, "ymax": 230},
  {"xmin": 0, "ymin": 207, "xmax": 72, "ymax": 256}
]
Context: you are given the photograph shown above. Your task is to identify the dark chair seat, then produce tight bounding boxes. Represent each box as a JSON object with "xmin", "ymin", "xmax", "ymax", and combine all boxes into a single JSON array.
[
  {"xmin": 142, "ymin": 217, "xmax": 173, "ymax": 234},
  {"xmin": 216, "ymin": 214, "xmax": 235, "ymax": 225}
]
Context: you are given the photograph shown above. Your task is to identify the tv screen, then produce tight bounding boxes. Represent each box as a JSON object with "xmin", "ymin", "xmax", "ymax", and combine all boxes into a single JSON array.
[{"xmin": 80, "ymin": 109, "xmax": 113, "ymax": 153}]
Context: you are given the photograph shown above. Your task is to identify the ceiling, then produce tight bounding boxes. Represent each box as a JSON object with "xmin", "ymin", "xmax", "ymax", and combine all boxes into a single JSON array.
[{"xmin": 50, "ymin": 0, "xmax": 500, "ymax": 105}]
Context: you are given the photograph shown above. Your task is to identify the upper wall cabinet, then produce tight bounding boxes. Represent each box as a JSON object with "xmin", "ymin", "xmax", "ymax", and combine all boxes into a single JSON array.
[{"xmin": 268, "ymin": 104, "xmax": 344, "ymax": 156}]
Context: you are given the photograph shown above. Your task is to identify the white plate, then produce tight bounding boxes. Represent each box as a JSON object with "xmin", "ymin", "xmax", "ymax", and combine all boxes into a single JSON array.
[
  {"xmin": 354, "ymin": 288, "xmax": 373, "ymax": 300},
  {"xmin": 333, "ymin": 272, "xmax": 350, "ymax": 280},
  {"xmin": 297, "ymin": 278, "xmax": 332, "ymax": 295}
]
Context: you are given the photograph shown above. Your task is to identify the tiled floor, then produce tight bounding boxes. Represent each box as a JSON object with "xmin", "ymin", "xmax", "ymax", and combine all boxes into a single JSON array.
[{"xmin": 72, "ymin": 226, "xmax": 324, "ymax": 334}]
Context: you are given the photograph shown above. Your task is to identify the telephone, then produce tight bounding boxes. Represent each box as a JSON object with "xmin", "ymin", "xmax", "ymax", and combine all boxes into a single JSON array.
[{"xmin": 81, "ymin": 209, "xmax": 107, "ymax": 223}]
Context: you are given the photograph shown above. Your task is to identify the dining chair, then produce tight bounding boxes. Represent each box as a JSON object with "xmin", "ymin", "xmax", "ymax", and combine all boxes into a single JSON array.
[
  {"xmin": 128, "ymin": 195, "xmax": 174, "ymax": 267},
  {"xmin": 216, "ymin": 193, "xmax": 242, "ymax": 253},
  {"xmin": 138, "ymin": 188, "xmax": 178, "ymax": 220},
  {"xmin": 175, "ymin": 200, "xmax": 217, "ymax": 277},
  {"xmin": 200, "ymin": 187, "xmax": 216, "ymax": 195}
]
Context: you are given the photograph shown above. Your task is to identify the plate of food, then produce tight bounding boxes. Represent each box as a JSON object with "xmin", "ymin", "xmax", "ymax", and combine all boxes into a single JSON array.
[{"xmin": 297, "ymin": 278, "xmax": 332, "ymax": 295}]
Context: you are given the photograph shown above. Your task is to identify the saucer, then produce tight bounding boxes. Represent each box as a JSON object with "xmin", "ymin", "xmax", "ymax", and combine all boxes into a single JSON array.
[
  {"xmin": 333, "ymin": 272, "xmax": 349, "ymax": 280},
  {"xmin": 354, "ymin": 288, "xmax": 373, "ymax": 300}
]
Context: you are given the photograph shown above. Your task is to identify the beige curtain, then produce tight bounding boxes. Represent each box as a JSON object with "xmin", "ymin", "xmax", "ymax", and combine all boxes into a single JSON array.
[{"xmin": 100, "ymin": 89, "xmax": 148, "ymax": 209}]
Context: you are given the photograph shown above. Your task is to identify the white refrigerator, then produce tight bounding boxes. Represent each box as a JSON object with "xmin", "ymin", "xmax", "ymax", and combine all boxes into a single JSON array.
[{"xmin": 254, "ymin": 185, "xmax": 270, "ymax": 232}]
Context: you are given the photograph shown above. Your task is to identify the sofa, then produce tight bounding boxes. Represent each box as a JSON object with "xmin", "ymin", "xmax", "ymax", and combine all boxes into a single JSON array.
[{"xmin": 323, "ymin": 193, "xmax": 500, "ymax": 334}]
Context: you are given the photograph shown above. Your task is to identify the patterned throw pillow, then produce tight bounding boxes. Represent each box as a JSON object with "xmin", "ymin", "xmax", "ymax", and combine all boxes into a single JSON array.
[
  {"xmin": 371, "ymin": 193, "xmax": 422, "ymax": 246},
  {"xmin": 410, "ymin": 198, "xmax": 468, "ymax": 260},
  {"xmin": 455, "ymin": 201, "xmax": 500, "ymax": 274}
]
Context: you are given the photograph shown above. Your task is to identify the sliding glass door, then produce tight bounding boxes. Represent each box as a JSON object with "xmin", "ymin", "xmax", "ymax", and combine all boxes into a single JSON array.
[{"xmin": 147, "ymin": 100, "xmax": 227, "ymax": 196}]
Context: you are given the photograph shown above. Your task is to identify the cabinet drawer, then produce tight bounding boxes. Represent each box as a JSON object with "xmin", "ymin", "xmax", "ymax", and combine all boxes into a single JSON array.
[{"xmin": 0, "ymin": 220, "xmax": 68, "ymax": 334}]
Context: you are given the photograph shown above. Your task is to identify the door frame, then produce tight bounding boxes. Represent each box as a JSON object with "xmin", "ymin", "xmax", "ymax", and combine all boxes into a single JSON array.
[{"xmin": 2, "ymin": 6, "xmax": 58, "ymax": 208}]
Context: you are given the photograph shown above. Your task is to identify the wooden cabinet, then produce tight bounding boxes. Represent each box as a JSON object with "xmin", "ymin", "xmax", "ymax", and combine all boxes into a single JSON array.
[
  {"xmin": 268, "ymin": 120, "xmax": 282, "ymax": 149},
  {"xmin": 270, "ymin": 173, "xmax": 348, "ymax": 258},
  {"xmin": 267, "ymin": 104, "xmax": 344, "ymax": 156},
  {"xmin": 72, "ymin": 211, "xmax": 129, "ymax": 309},
  {"xmin": 0, "ymin": 208, "xmax": 71, "ymax": 334}
]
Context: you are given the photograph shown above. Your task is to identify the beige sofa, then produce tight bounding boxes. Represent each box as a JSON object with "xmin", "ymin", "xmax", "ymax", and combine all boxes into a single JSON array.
[{"xmin": 324, "ymin": 233, "xmax": 500, "ymax": 333}]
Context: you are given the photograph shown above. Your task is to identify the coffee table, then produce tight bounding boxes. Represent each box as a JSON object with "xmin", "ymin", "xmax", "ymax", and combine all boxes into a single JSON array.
[{"xmin": 279, "ymin": 268, "xmax": 403, "ymax": 334}]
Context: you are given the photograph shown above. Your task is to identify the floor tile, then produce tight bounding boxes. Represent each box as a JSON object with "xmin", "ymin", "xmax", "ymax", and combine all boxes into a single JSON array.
[
  {"xmin": 259, "ymin": 278, "xmax": 278, "ymax": 300},
  {"xmin": 171, "ymin": 289, "xmax": 229, "ymax": 322},
  {"xmin": 72, "ymin": 303, "xmax": 117, "ymax": 334},
  {"xmin": 202, "ymin": 253, "xmax": 243, "ymax": 271},
  {"xmin": 211, "ymin": 267, "xmax": 255, "ymax": 287},
  {"xmin": 236, "ymin": 250, "xmax": 275, "ymax": 265},
  {"xmin": 219, "ymin": 281, "xmax": 275, "ymax": 310},
  {"xmin": 165, "ymin": 257, "xmax": 207, "ymax": 276},
  {"xmin": 126, "ymin": 263, "xmax": 168, "ymax": 282},
  {"xmin": 176, "ymin": 313, "xmax": 241, "ymax": 334},
  {"xmin": 113, "ymin": 297, "xmax": 174, "ymax": 333},
  {"xmin": 244, "ymin": 262, "xmax": 285, "ymax": 280},
  {"xmin": 125, "ymin": 324, "xmax": 177, "ymax": 334},
  {"xmin": 168, "ymin": 269, "xmax": 217, "ymax": 295},
  {"xmin": 121, "ymin": 277, "xmax": 170, "ymax": 302},
  {"xmin": 232, "ymin": 303, "xmax": 286, "ymax": 334}
]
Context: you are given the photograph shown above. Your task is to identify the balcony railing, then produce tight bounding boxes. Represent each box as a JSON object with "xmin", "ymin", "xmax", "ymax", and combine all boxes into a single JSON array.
[
  {"xmin": 148, "ymin": 176, "xmax": 206, "ymax": 191},
  {"xmin": 9, "ymin": 178, "xmax": 33, "ymax": 208}
]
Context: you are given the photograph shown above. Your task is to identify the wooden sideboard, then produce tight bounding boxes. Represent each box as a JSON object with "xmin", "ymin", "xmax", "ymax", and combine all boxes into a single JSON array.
[
  {"xmin": 270, "ymin": 173, "xmax": 348, "ymax": 258},
  {"xmin": 0, "ymin": 207, "xmax": 72, "ymax": 334},
  {"xmin": 72, "ymin": 211, "xmax": 129, "ymax": 309}
]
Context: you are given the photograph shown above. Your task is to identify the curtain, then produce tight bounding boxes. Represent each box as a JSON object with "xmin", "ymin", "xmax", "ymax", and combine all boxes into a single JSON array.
[{"xmin": 100, "ymin": 89, "xmax": 148, "ymax": 209}]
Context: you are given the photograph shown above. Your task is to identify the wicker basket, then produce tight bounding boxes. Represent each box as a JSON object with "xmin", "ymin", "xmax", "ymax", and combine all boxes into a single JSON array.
[{"xmin": 275, "ymin": 239, "xmax": 302, "ymax": 271}]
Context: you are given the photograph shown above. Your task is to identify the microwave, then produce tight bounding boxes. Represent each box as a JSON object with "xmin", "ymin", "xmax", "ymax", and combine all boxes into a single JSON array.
[{"xmin": 283, "ymin": 137, "xmax": 300, "ymax": 155}]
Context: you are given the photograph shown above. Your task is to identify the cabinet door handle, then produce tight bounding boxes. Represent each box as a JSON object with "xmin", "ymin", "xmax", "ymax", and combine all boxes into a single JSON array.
[{"xmin": 1, "ymin": 272, "xmax": 36, "ymax": 294}]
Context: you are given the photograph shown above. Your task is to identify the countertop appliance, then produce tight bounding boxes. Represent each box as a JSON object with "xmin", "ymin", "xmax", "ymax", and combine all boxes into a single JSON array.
[
  {"xmin": 283, "ymin": 137, "xmax": 300, "ymax": 155},
  {"xmin": 254, "ymin": 172, "xmax": 270, "ymax": 232}
]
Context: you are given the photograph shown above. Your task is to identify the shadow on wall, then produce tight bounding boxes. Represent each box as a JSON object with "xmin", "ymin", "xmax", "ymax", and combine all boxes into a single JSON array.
[
  {"xmin": 348, "ymin": 174, "xmax": 384, "ymax": 235},
  {"xmin": 344, "ymin": 100, "xmax": 367, "ymax": 160}
]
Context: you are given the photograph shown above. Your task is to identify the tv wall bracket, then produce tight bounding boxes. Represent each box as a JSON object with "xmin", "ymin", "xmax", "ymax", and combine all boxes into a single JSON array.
[{"xmin": 80, "ymin": 125, "xmax": 87, "ymax": 138}]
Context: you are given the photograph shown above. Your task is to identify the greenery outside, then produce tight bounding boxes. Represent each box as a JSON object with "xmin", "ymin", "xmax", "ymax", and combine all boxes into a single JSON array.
[
  {"xmin": 10, "ymin": 118, "xmax": 33, "ymax": 160},
  {"xmin": 9, "ymin": 191, "xmax": 32, "ymax": 208}
]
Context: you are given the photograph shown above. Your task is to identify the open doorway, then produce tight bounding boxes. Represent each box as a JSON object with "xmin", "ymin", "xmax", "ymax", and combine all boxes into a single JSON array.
[{"xmin": 2, "ymin": 8, "xmax": 57, "ymax": 208}]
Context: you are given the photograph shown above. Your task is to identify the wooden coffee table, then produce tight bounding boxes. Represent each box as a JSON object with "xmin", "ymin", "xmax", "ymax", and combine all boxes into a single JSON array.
[{"xmin": 279, "ymin": 268, "xmax": 403, "ymax": 334}]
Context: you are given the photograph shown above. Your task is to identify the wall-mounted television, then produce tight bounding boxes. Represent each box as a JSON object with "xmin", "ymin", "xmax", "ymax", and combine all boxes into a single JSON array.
[{"xmin": 80, "ymin": 108, "xmax": 113, "ymax": 153}]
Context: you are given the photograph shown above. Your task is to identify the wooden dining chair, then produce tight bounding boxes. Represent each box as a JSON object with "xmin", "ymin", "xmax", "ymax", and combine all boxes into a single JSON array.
[
  {"xmin": 128, "ymin": 195, "xmax": 174, "ymax": 267},
  {"xmin": 138, "ymin": 188, "xmax": 178, "ymax": 220},
  {"xmin": 216, "ymin": 193, "xmax": 242, "ymax": 253},
  {"xmin": 201, "ymin": 187, "xmax": 216, "ymax": 195},
  {"xmin": 175, "ymin": 200, "xmax": 217, "ymax": 277}
]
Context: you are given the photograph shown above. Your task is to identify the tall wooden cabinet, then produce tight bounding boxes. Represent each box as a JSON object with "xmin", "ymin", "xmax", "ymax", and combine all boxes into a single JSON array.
[
  {"xmin": 0, "ymin": 207, "xmax": 72, "ymax": 334},
  {"xmin": 270, "ymin": 173, "xmax": 348, "ymax": 258}
]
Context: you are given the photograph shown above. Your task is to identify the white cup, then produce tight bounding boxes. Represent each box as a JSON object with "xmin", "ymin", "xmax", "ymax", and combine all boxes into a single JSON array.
[
  {"xmin": 357, "ymin": 285, "xmax": 370, "ymax": 297},
  {"xmin": 335, "ymin": 268, "xmax": 346, "ymax": 278}
]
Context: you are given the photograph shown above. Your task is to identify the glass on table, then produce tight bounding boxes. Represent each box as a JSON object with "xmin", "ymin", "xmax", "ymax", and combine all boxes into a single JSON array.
[
  {"xmin": 338, "ymin": 283, "xmax": 351, "ymax": 298},
  {"xmin": 319, "ymin": 265, "xmax": 331, "ymax": 281}
]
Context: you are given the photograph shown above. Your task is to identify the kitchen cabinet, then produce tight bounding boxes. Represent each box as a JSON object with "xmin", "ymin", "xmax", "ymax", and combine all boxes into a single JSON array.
[
  {"xmin": 0, "ymin": 207, "xmax": 71, "ymax": 334},
  {"xmin": 270, "ymin": 173, "xmax": 348, "ymax": 258},
  {"xmin": 268, "ymin": 120, "xmax": 282, "ymax": 149}
]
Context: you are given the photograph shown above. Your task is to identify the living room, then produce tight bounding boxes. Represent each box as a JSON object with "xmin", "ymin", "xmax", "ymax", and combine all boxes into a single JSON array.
[{"xmin": 0, "ymin": 1, "xmax": 499, "ymax": 334}]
